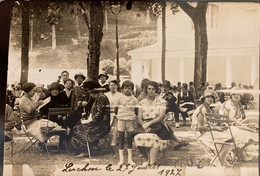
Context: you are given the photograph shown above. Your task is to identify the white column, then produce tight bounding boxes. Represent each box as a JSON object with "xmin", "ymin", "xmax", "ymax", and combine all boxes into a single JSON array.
[
  {"xmin": 251, "ymin": 56, "xmax": 258, "ymax": 86},
  {"xmin": 179, "ymin": 58, "xmax": 185, "ymax": 83},
  {"xmin": 131, "ymin": 59, "xmax": 142, "ymax": 85},
  {"xmin": 157, "ymin": 59, "xmax": 162, "ymax": 83},
  {"xmin": 226, "ymin": 56, "xmax": 232, "ymax": 88}
]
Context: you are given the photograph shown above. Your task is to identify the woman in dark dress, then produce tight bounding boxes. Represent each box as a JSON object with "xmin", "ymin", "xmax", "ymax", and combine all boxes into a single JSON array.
[
  {"xmin": 40, "ymin": 82, "xmax": 64, "ymax": 124},
  {"xmin": 68, "ymin": 80, "xmax": 110, "ymax": 157}
]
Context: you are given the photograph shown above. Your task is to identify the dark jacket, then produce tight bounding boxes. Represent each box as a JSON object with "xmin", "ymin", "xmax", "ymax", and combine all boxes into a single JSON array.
[
  {"xmin": 40, "ymin": 95, "xmax": 62, "ymax": 117},
  {"xmin": 71, "ymin": 86, "xmax": 87, "ymax": 112},
  {"xmin": 59, "ymin": 90, "xmax": 72, "ymax": 107},
  {"xmin": 178, "ymin": 91, "xmax": 194, "ymax": 105},
  {"xmin": 90, "ymin": 93, "xmax": 110, "ymax": 126}
]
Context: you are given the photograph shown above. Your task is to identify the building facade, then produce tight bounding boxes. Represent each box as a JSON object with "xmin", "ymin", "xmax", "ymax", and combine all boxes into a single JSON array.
[{"xmin": 128, "ymin": 2, "xmax": 259, "ymax": 88}]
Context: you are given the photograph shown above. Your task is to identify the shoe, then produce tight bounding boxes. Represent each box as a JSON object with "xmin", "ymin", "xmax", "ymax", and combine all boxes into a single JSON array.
[
  {"xmin": 4, "ymin": 135, "xmax": 12, "ymax": 142},
  {"xmin": 241, "ymin": 154, "xmax": 253, "ymax": 161},
  {"xmin": 142, "ymin": 161, "xmax": 150, "ymax": 167},
  {"xmin": 48, "ymin": 126, "xmax": 66, "ymax": 135},
  {"xmin": 173, "ymin": 141, "xmax": 189, "ymax": 150},
  {"xmin": 38, "ymin": 142, "xmax": 47, "ymax": 152},
  {"xmin": 175, "ymin": 122, "xmax": 180, "ymax": 128},
  {"xmin": 76, "ymin": 152, "xmax": 89, "ymax": 158}
]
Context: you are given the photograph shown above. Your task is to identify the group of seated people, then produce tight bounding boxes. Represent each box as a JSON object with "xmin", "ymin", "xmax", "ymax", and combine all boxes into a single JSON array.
[
  {"xmin": 191, "ymin": 88, "xmax": 258, "ymax": 166},
  {"xmin": 4, "ymin": 70, "xmax": 258, "ymax": 167}
]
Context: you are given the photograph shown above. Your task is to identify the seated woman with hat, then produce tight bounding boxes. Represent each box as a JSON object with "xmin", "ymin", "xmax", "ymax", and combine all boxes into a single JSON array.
[
  {"xmin": 192, "ymin": 89, "xmax": 258, "ymax": 166},
  {"xmin": 68, "ymin": 80, "xmax": 111, "ymax": 157},
  {"xmin": 221, "ymin": 87, "xmax": 246, "ymax": 122},
  {"xmin": 40, "ymin": 82, "xmax": 64, "ymax": 124},
  {"xmin": 220, "ymin": 87, "xmax": 258, "ymax": 127},
  {"xmin": 19, "ymin": 82, "xmax": 65, "ymax": 147},
  {"xmin": 220, "ymin": 87, "xmax": 258, "ymax": 161},
  {"xmin": 192, "ymin": 89, "xmax": 232, "ymax": 166}
]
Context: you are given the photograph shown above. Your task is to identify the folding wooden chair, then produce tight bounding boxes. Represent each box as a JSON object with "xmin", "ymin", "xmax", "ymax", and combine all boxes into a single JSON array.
[
  {"xmin": 15, "ymin": 107, "xmax": 71, "ymax": 154},
  {"xmin": 10, "ymin": 105, "xmax": 42, "ymax": 156},
  {"xmin": 44, "ymin": 107, "xmax": 72, "ymax": 153},
  {"xmin": 205, "ymin": 113, "xmax": 236, "ymax": 167}
]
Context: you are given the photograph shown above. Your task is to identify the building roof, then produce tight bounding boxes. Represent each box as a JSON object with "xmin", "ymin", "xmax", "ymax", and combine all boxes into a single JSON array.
[{"xmin": 128, "ymin": 43, "xmax": 258, "ymax": 60}]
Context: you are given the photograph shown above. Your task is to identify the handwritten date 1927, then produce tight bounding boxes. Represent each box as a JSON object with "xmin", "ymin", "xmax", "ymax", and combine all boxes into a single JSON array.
[{"xmin": 157, "ymin": 169, "xmax": 182, "ymax": 176}]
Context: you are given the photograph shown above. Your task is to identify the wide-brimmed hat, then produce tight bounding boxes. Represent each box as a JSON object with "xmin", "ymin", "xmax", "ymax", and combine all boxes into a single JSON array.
[
  {"xmin": 98, "ymin": 72, "xmax": 109, "ymax": 80},
  {"xmin": 230, "ymin": 87, "xmax": 242, "ymax": 96},
  {"xmin": 36, "ymin": 84, "xmax": 44, "ymax": 88},
  {"xmin": 201, "ymin": 90, "xmax": 216, "ymax": 101},
  {"xmin": 203, "ymin": 89, "xmax": 215, "ymax": 97},
  {"xmin": 82, "ymin": 80, "xmax": 105, "ymax": 93},
  {"xmin": 74, "ymin": 73, "xmax": 86, "ymax": 80},
  {"xmin": 49, "ymin": 82, "xmax": 63, "ymax": 91}
]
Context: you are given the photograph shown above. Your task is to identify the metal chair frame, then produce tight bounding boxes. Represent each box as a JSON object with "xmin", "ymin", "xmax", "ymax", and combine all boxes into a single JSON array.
[{"xmin": 205, "ymin": 113, "xmax": 247, "ymax": 167}]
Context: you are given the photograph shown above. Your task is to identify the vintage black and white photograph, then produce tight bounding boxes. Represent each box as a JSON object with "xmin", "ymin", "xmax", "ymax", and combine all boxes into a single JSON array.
[{"xmin": 1, "ymin": 0, "xmax": 259, "ymax": 176}]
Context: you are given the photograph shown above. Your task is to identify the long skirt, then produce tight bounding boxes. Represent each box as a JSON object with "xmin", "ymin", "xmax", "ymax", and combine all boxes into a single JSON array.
[
  {"xmin": 26, "ymin": 119, "xmax": 58, "ymax": 143},
  {"xmin": 198, "ymin": 126, "xmax": 258, "ymax": 150},
  {"xmin": 69, "ymin": 121, "xmax": 110, "ymax": 151},
  {"xmin": 134, "ymin": 122, "xmax": 172, "ymax": 151}
]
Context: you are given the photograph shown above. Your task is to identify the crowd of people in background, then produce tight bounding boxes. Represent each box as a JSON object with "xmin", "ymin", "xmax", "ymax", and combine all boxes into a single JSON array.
[{"xmin": 4, "ymin": 70, "xmax": 258, "ymax": 167}]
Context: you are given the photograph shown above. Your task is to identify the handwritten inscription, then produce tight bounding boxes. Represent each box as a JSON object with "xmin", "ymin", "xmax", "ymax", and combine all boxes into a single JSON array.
[
  {"xmin": 158, "ymin": 169, "xmax": 182, "ymax": 176},
  {"xmin": 106, "ymin": 163, "xmax": 161, "ymax": 174},
  {"xmin": 62, "ymin": 158, "xmax": 204, "ymax": 175},
  {"xmin": 62, "ymin": 163, "xmax": 101, "ymax": 172}
]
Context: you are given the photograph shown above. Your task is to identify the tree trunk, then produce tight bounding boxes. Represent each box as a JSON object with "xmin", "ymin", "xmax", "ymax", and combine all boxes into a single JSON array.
[
  {"xmin": 30, "ymin": 16, "xmax": 33, "ymax": 51},
  {"xmin": 192, "ymin": 4, "xmax": 208, "ymax": 89},
  {"xmin": 75, "ymin": 15, "xmax": 81, "ymax": 39},
  {"xmin": 146, "ymin": 9, "xmax": 150, "ymax": 26},
  {"xmin": 161, "ymin": 2, "xmax": 166, "ymax": 82},
  {"xmin": 87, "ymin": 1, "xmax": 104, "ymax": 80},
  {"xmin": 176, "ymin": 2, "xmax": 208, "ymax": 90},
  {"xmin": 20, "ymin": 1, "xmax": 30, "ymax": 84},
  {"xmin": 105, "ymin": 8, "xmax": 108, "ymax": 32},
  {"xmin": 51, "ymin": 24, "xmax": 56, "ymax": 49},
  {"xmin": 0, "ymin": 1, "xmax": 13, "ymax": 164}
]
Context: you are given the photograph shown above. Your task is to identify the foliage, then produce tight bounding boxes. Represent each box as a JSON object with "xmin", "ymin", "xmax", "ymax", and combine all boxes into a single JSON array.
[
  {"xmin": 100, "ymin": 58, "xmax": 130, "ymax": 76},
  {"xmin": 119, "ymin": 58, "xmax": 131, "ymax": 76},
  {"xmin": 135, "ymin": 1, "xmax": 179, "ymax": 18},
  {"xmin": 100, "ymin": 59, "xmax": 114, "ymax": 75},
  {"xmin": 170, "ymin": 2, "xmax": 179, "ymax": 15},
  {"xmin": 46, "ymin": 2, "xmax": 63, "ymax": 26}
]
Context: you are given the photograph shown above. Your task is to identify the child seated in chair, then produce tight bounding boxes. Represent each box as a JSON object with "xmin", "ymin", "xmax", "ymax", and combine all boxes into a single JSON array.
[{"xmin": 115, "ymin": 80, "xmax": 138, "ymax": 166}]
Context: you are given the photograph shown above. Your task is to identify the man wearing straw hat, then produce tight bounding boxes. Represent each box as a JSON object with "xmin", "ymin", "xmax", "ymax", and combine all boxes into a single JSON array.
[{"xmin": 74, "ymin": 73, "xmax": 86, "ymax": 87}]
